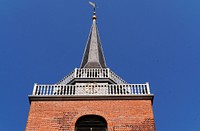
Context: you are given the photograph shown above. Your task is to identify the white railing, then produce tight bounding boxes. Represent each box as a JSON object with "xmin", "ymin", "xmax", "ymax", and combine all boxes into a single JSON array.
[
  {"xmin": 75, "ymin": 68, "xmax": 109, "ymax": 78},
  {"xmin": 58, "ymin": 68, "xmax": 127, "ymax": 84},
  {"xmin": 32, "ymin": 83, "xmax": 151, "ymax": 96}
]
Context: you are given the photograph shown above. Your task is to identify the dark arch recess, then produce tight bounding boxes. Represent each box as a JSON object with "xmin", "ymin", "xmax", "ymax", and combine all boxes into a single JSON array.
[{"xmin": 75, "ymin": 115, "xmax": 107, "ymax": 131}]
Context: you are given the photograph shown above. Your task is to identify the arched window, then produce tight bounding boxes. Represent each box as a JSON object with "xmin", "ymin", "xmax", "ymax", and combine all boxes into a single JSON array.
[{"xmin": 75, "ymin": 115, "xmax": 107, "ymax": 131}]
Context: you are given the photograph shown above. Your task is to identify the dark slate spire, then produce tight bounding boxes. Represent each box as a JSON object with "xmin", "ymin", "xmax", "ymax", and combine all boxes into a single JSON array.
[{"xmin": 80, "ymin": 12, "xmax": 107, "ymax": 68}]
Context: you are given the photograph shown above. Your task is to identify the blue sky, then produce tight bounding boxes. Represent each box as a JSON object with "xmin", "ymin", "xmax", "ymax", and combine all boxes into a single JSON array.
[{"xmin": 0, "ymin": 0, "xmax": 200, "ymax": 130}]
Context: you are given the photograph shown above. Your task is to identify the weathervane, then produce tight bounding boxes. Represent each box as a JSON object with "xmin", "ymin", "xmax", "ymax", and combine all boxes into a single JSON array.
[
  {"xmin": 89, "ymin": 1, "xmax": 96, "ymax": 12},
  {"xmin": 89, "ymin": 1, "xmax": 97, "ymax": 20}
]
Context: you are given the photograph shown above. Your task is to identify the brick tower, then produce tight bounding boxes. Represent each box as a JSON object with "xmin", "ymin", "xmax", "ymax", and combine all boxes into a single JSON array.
[{"xmin": 26, "ymin": 6, "xmax": 156, "ymax": 131}]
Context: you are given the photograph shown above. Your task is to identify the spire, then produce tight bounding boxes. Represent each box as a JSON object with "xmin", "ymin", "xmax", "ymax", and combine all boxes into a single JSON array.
[{"xmin": 80, "ymin": 11, "xmax": 107, "ymax": 68}]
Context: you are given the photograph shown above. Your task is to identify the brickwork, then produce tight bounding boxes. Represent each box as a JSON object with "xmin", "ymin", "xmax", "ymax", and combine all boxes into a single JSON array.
[{"xmin": 26, "ymin": 100, "xmax": 155, "ymax": 131}]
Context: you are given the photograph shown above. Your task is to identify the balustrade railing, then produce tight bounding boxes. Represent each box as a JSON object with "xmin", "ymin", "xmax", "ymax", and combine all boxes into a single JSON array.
[
  {"xmin": 58, "ymin": 68, "xmax": 127, "ymax": 84},
  {"xmin": 32, "ymin": 83, "xmax": 151, "ymax": 96},
  {"xmin": 75, "ymin": 68, "xmax": 109, "ymax": 78}
]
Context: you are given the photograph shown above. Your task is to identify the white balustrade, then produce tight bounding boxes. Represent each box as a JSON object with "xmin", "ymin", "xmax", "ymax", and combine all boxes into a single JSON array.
[
  {"xmin": 74, "ymin": 68, "xmax": 109, "ymax": 78},
  {"xmin": 32, "ymin": 83, "xmax": 151, "ymax": 96},
  {"xmin": 58, "ymin": 68, "xmax": 127, "ymax": 84}
]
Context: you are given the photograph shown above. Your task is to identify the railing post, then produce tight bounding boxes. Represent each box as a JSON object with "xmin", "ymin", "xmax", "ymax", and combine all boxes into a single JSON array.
[
  {"xmin": 46, "ymin": 85, "xmax": 49, "ymax": 95},
  {"xmin": 40, "ymin": 85, "xmax": 43, "ymax": 95},
  {"xmin": 49, "ymin": 85, "xmax": 52, "ymax": 95},
  {"xmin": 146, "ymin": 82, "xmax": 151, "ymax": 94},
  {"xmin": 107, "ymin": 68, "xmax": 110, "ymax": 78},
  {"xmin": 74, "ymin": 68, "xmax": 77, "ymax": 78},
  {"xmin": 32, "ymin": 83, "xmax": 37, "ymax": 95}
]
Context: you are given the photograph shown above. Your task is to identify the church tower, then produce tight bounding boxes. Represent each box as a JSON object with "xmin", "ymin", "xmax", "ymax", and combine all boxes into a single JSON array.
[{"xmin": 26, "ymin": 7, "xmax": 156, "ymax": 131}]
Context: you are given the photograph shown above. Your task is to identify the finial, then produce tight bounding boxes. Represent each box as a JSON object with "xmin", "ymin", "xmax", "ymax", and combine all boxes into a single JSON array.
[
  {"xmin": 89, "ymin": 1, "xmax": 97, "ymax": 20},
  {"xmin": 92, "ymin": 12, "xmax": 97, "ymax": 20}
]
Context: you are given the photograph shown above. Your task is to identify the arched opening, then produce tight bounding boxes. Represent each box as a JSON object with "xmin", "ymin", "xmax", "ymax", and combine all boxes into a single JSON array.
[{"xmin": 75, "ymin": 115, "xmax": 107, "ymax": 131}]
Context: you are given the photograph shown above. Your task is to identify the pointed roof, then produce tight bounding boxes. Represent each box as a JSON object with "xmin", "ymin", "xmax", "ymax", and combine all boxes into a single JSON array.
[
  {"xmin": 80, "ymin": 12, "xmax": 107, "ymax": 68},
  {"xmin": 57, "ymin": 12, "xmax": 128, "ymax": 85}
]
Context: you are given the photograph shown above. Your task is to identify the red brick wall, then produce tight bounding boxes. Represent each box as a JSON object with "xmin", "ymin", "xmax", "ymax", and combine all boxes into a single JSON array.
[{"xmin": 26, "ymin": 100, "xmax": 155, "ymax": 131}]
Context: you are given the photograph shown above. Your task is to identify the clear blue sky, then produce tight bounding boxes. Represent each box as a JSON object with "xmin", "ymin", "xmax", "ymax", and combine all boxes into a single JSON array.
[{"xmin": 0, "ymin": 0, "xmax": 200, "ymax": 130}]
